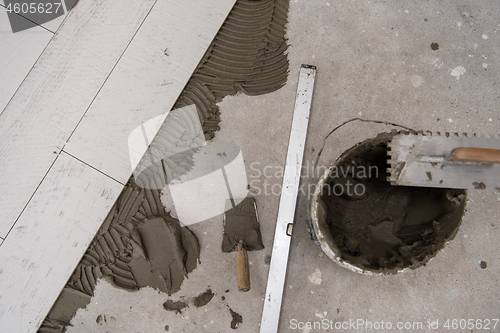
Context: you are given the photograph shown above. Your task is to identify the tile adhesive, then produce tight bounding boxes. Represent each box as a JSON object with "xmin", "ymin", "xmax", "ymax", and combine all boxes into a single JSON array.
[
  {"xmin": 39, "ymin": 0, "xmax": 290, "ymax": 330},
  {"xmin": 317, "ymin": 133, "xmax": 467, "ymax": 273}
]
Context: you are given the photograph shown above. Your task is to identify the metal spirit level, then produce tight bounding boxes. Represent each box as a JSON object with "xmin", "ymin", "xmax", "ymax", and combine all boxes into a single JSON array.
[{"xmin": 259, "ymin": 64, "xmax": 317, "ymax": 333}]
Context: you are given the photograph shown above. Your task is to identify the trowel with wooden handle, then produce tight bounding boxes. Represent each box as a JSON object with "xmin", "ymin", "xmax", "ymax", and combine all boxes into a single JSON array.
[
  {"xmin": 387, "ymin": 133, "xmax": 500, "ymax": 190},
  {"xmin": 222, "ymin": 196, "xmax": 264, "ymax": 292}
]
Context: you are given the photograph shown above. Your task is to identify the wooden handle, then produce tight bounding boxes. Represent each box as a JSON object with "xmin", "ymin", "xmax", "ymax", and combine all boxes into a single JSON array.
[
  {"xmin": 236, "ymin": 243, "xmax": 250, "ymax": 292},
  {"xmin": 451, "ymin": 147, "xmax": 500, "ymax": 164}
]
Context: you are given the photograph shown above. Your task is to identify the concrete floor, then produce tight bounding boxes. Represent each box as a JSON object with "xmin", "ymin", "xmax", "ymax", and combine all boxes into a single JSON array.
[{"xmin": 67, "ymin": 0, "xmax": 500, "ymax": 332}]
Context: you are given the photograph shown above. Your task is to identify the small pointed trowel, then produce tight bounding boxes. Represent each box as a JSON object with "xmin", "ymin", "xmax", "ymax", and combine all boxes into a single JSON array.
[{"xmin": 222, "ymin": 197, "xmax": 264, "ymax": 292}]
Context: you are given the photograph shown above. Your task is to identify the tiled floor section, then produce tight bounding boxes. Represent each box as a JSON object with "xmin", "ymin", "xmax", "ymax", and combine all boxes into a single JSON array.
[{"xmin": 0, "ymin": 0, "xmax": 236, "ymax": 331}]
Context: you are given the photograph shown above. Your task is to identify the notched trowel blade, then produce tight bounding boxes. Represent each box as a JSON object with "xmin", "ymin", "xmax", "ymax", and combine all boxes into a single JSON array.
[
  {"xmin": 222, "ymin": 197, "xmax": 264, "ymax": 253},
  {"xmin": 387, "ymin": 132, "xmax": 500, "ymax": 190}
]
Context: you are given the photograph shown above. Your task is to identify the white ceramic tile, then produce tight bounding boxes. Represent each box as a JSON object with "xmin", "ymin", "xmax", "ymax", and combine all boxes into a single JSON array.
[
  {"xmin": 64, "ymin": 0, "xmax": 237, "ymax": 184},
  {"xmin": 0, "ymin": 0, "xmax": 156, "ymax": 236},
  {"xmin": 0, "ymin": 153, "xmax": 123, "ymax": 332},
  {"xmin": 0, "ymin": 7, "xmax": 53, "ymax": 113}
]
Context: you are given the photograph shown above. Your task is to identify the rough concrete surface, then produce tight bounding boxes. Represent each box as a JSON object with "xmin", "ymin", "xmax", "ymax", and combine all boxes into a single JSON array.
[{"xmin": 67, "ymin": 0, "xmax": 499, "ymax": 332}]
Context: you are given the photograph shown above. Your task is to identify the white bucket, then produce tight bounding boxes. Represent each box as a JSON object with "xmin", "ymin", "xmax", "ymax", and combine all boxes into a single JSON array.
[{"xmin": 308, "ymin": 133, "xmax": 467, "ymax": 275}]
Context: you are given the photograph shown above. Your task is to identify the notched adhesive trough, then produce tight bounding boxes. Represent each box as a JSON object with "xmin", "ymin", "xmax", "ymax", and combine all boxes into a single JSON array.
[{"xmin": 173, "ymin": 0, "xmax": 290, "ymax": 139}]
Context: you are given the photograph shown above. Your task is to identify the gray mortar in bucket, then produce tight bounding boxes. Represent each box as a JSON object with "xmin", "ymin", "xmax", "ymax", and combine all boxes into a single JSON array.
[{"xmin": 309, "ymin": 132, "xmax": 467, "ymax": 275}]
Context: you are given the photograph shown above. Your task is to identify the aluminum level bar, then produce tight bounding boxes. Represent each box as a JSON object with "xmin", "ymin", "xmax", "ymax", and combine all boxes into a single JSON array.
[{"xmin": 259, "ymin": 64, "xmax": 317, "ymax": 333}]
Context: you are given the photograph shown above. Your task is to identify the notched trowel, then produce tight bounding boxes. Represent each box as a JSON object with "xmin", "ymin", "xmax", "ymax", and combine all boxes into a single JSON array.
[
  {"xmin": 222, "ymin": 197, "xmax": 264, "ymax": 292},
  {"xmin": 388, "ymin": 132, "xmax": 500, "ymax": 189}
]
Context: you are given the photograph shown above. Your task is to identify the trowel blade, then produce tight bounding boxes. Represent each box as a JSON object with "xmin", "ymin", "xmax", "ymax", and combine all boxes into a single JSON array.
[
  {"xmin": 387, "ymin": 133, "xmax": 500, "ymax": 190},
  {"xmin": 222, "ymin": 197, "xmax": 264, "ymax": 253}
]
